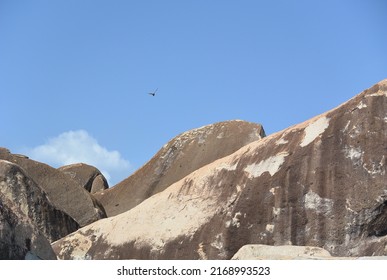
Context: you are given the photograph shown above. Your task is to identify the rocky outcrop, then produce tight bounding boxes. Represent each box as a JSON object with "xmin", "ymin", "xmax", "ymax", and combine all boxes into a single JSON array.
[
  {"xmin": 58, "ymin": 163, "xmax": 109, "ymax": 194},
  {"xmin": 0, "ymin": 149, "xmax": 106, "ymax": 227},
  {"xmin": 231, "ymin": 245, "xmax": 387, "ymax": 260},
  {"xmin": 0, "ymin": 160, "xmax": 78, "ymax": 259},
  {"xmin": 231, "ymin": 245, "xmax": 332, "ymax": 260},
  {"xmin": 94, "ymin": 120, "xmax": 265, "ymax": 217},
  {"xmin": 52, "ymin": 79, "xmax": 387, "ymax": 259}
]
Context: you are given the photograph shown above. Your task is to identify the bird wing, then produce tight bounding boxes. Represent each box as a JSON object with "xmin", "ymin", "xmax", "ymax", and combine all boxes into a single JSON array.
[{"xmin": 147, "ymin": 88, "xmax": 158, "ymax": 96}]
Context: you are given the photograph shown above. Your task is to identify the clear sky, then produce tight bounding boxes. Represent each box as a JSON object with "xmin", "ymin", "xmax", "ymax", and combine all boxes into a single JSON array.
[{"xmin": 1, "ymin": 0, "xmax": 386, "ymax": 185}]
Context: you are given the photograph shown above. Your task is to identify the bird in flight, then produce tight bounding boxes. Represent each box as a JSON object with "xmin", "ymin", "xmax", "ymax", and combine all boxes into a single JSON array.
[{"xmin": 148, "ymin": 88, "xmax": 158, "ymax": 96}]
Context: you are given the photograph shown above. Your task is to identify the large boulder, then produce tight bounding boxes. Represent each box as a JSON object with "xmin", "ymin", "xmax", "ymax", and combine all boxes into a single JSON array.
[
  {"xmin": 0, "ymin": 149, "xmax": 106, "ymax": 227},
  {"xmin": 0, "ymin": 160, "xmax": 78, "ymax": 259},
  {"xmin": 94, "ymin": 120, "xmax": 265, "ymax": 217},
  {"xmin": 53, "ymin": 79, "xmax": 386, "ymax": 259},
  {"xmin": 58, "ymin": 163, "xmax": 109, "ymax": 194}
]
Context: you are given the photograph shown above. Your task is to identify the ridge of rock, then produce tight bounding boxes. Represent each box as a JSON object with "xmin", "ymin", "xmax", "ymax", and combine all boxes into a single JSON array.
[
  {"xmin": 58, "ymin": 163, "xmax": 109, "ymax": 194},
  {"xmin": 94, "ymin": 120, "xmax": 265, "ymax": 217},
  {"xmin": 53, "ymin": 79, "xmax": 387, "ymax": 259},
  {"xmin": 0, "ymin": 160, "xmax": 78, "ymax": 259},
  {"xmin": 0, "ymin": 150, "xmax": 106, "ymax": 227}
]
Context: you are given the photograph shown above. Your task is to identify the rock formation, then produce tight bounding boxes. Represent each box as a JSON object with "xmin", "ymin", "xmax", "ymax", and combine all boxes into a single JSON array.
[
  {"xmin": 52, "ymin": 79, "xmax": 387, "ymax": 259},
  {"xmin": 1, "ymin": 79, "xmax": 386, "ymax": 260},
  {"xmin": 231, "ymin": 245, "xmax": 333, "ymax": 260},
  {"xmin": 0, "ymin": 160, "xmax": 78, "ymax": 259},
  {"xmin": 58, "ymin": 163, "xmax": 109, "ymax": 194},
  {"xmin": 0, "ymin": 149, "xmax": 106, "ymax": 227},
  {"xmin": 231, "ymin": 244, "xmax": 387, "ymax": 260},
  {"xmin": 94, "ymin": 120, "xmax": 265, "ymax": 217}
]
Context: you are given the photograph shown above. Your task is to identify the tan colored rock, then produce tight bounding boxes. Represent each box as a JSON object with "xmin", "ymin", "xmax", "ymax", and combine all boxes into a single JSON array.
[
  {"xmin": 0, "ymin": 160, "xmax": 78, "ymax": 259},
  {"xmin": 51, "ymin": 79, "xmax": 387, "ymax": 259},
  {"xmin": 94, "ymin": 120, "xmax": 265, "ymax": 217},
  {"xmin": 0, "ymin": 150, "xmax": 106, "ymax": 227},
  {"xmin": 231, "ymin": 244, "xmax": 387, "ymax": 260},
  {"xmin": 231, "ymin": 245, "xmax": 332, "ymax": 260}
]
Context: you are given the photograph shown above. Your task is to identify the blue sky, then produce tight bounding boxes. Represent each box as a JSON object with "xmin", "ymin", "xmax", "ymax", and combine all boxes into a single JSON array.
[{"xmin": 1, "ymin": 0, "xmax": 386, "ymax": 185}]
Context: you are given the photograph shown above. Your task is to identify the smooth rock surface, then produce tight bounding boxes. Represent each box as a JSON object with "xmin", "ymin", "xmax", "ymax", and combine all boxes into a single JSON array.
[
  {"xmin": 94, "ymin": 120, "xmax": 265, "ymax": 217},
  {"xmin": 58, "ymin": 163, "xmax": 109, "ymax": 193}
]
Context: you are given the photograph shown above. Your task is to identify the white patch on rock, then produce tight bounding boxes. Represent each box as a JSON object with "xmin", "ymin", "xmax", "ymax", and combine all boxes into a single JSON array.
[
  {"xmin": 276, "ymin": 138, "xmax": 288, "ymax": 145},
  {"xmin": 363, "ymin": 156, "xmax": 386, "ymax": 176},
  {"xmin": 210, "ymin": 234, "xmax": 227, "ymax": 258},
  {"xmin": 244, "ymin": 152, "xmax": 289, "ymax": 178},
  {"xmin": 197, "ymin": 242, "xmax": 207, "ymax": 260},
  {"xmin": 273, "ymin": 207, "xmax": 281, "ymax": 217},
  {"xmin": 300, "ymin": 116, "xmax": 330, "ymax": 147},
  {"xmin": 211, "ymin": 234, "xmax": 223, "ymax": 250},
  {"xmin": 342, "ymin": 120, "xmax": 351, "ymax": 133},
  {"xmin": 266, "ymin": 224, "xmax": 274, "ymax": 233},
  {"xmin": 226, "ymin": 212, "xmax": 243, "ymax": 228},
  {"xmin": 357, "ymin": 101, "xmax": 367, "ymax": 109},
  {"xmin": 367, "ymin": 90, "xmax": 387, "ymax": 97},
  {"xmin": 344, "ymin": 146, "xmax": 385, "ymax": 176},
  {"xmin": 304, "ymin": 190, "xmax": 333, "ymax": 215},
  {"xmin": 231, "ymin": 212, "xmax": 242, "ymax": 228},
  {"xmin": 344, "ymin": 146, "xmax": 363, "ymax": 164},
  {"xmin": 216, "ymin": 162, "xmax": 238, "ymax": 171}
]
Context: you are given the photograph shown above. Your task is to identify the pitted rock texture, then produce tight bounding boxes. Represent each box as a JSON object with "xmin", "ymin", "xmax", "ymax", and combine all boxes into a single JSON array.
[
  {"xmin": 94, "ymin": 120, "xmax": 265, "ymax": 217},
  {"xmin": 0, "ymin": 150, "xmax": 106, "ymax": 227},
  {"xmin": 58, "ymin": 163, "xmax": 109, "ymax": 194},
  {"xmin": 53, "ymin": 79, "xmax": 387, "ymax": 260},
  {"xmin": 0, "ymin": 160, "xmax": 78, "ymax": 259}
]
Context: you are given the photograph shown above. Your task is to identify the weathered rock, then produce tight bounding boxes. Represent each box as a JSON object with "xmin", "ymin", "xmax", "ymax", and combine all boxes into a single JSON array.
[
  {"xmin": 53, "ymin": 79, "xmax": 387, "ymax": 260},
  {"xmin": 231, "ymin": 245, "xmax": 387, "ymax": 260},
  {"xmin": 94, "ymin": 120, "xmax": 265, "ymax": 217},
  {"xmin": 231, "ymin": 245, "xmax": 332, "ymax": 260},
  {"xmin": 0, "ymin": 149, "xmax": 106, "ymax": 227},
  {"xmin": 0, "ymin": 160, "xmax": 78, "ymax": 259},
  {"xmin": 58, "ymin": 163, "xmax": 109, "ymax": 193}
]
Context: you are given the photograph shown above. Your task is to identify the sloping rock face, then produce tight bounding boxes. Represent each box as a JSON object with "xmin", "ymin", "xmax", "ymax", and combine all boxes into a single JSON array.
[
  {"xmin": 58, "ymin": 163, "xmax": 109, "ymax": 194},
  {"xmin": 94, "ymin": 120, "xmax": 265, "ymax": 217},
  {"xmin": 0, "ymin": 149, "xmax": 106, "ymax": 227},
  {"xmin": 231, "ymin": 245, "xmax": 332, "ymax": 260},
  {"xmin": 53, "ymin": 79, "xmax": 387, "ymax": 260},
  {"xmin": 0, "ymin": 160, "xmax": 78, "ymax": 259}
]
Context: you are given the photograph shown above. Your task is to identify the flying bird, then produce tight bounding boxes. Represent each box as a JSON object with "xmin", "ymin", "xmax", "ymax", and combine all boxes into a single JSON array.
[{"xmin": 148, "ymin": 88, "xmax": 158, "ymax": 96}]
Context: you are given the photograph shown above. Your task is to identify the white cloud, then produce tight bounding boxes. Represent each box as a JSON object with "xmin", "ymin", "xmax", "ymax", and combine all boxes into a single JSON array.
[{"xmin": 26, "ymin": 130, "xmax": 131, "ymax": 186}]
